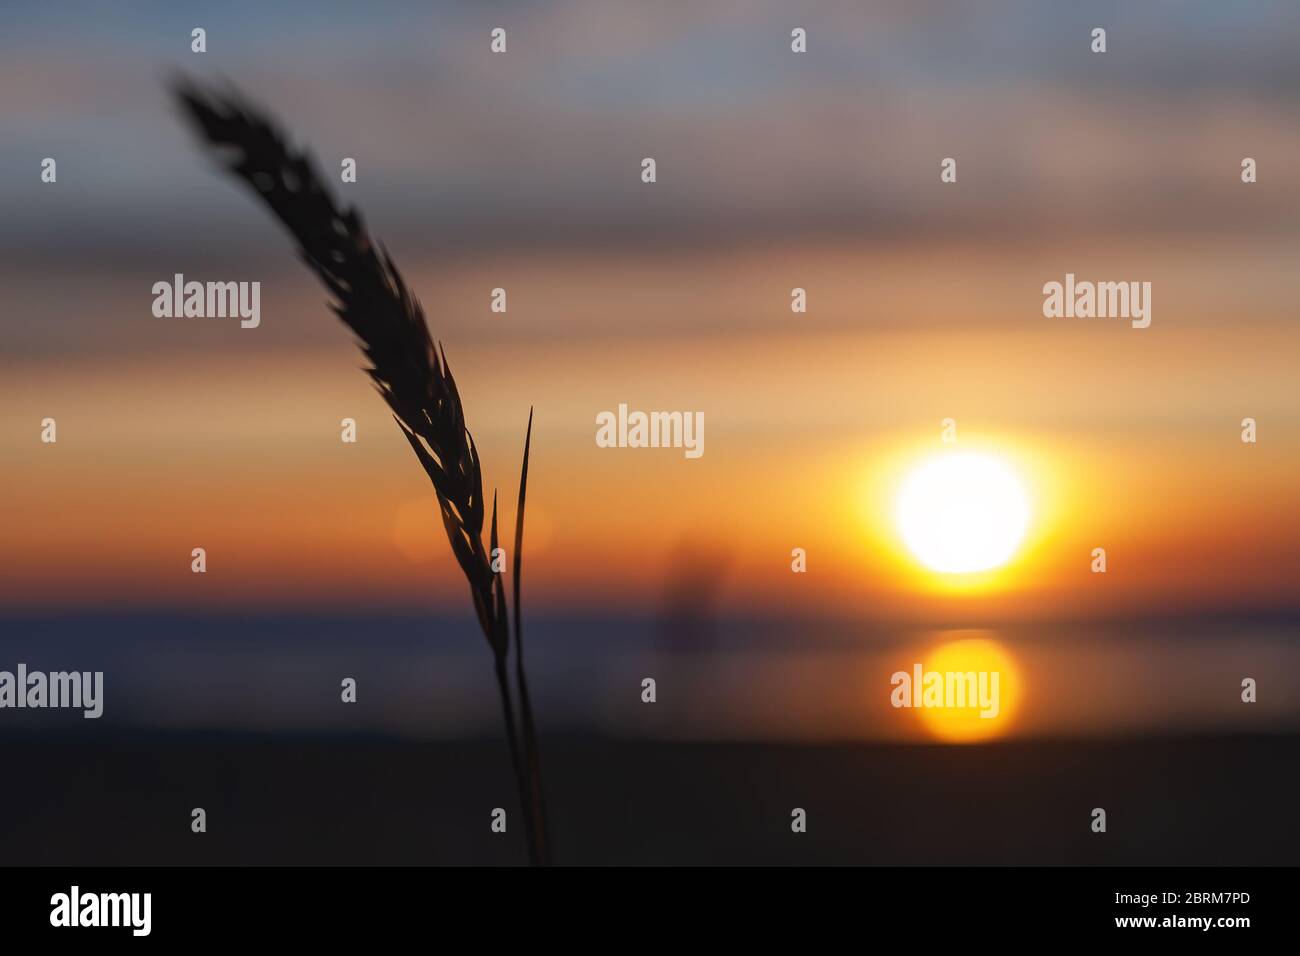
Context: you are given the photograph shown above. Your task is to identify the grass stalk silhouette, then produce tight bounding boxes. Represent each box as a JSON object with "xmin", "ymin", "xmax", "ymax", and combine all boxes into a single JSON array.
[{"xmin": 174, "ymin": 77, "xmax": 550, "ymax": 865}]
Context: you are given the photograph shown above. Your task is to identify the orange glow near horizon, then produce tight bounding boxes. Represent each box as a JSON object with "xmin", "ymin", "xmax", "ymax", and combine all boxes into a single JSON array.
[{"xmin": 1, "ymin": 242, "xmax": 1298, "ymax": 619}]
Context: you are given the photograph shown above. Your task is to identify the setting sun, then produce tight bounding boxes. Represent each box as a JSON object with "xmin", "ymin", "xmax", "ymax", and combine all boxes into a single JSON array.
[{"xmin": 896, "ymin": 453, "xmax": 1030, "ymax": 574}]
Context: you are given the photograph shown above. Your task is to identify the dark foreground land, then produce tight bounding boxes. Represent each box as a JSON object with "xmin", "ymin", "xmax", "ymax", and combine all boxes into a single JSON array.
[{"xmin": 2, "ymin": 732, "xmax": 1295, "ymax": 865}]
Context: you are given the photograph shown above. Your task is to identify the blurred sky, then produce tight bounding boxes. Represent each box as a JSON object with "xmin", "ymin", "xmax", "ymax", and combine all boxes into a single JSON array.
[{"xmin": 2, "ymin": 0, "xmax": 1298, "ymax": 625}]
